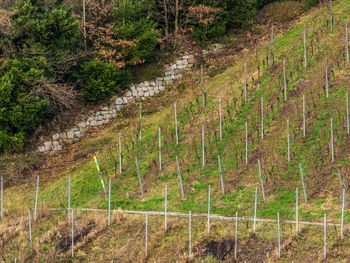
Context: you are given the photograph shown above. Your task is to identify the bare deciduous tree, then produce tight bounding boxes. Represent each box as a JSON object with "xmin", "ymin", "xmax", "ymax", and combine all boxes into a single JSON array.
[{"xmin": 154, "ymin": 0, "xmax": 194, "ymax": 49}]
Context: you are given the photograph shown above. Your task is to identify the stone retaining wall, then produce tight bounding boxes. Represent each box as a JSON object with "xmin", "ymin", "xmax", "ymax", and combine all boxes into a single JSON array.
[{"xmin": 37, "ymin": 53, "xmax": 196, "ymax": 153}]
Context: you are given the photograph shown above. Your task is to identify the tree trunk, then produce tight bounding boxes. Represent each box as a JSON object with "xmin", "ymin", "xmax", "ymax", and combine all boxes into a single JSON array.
[
  {"xmin": 164, "ymin": 0, "xmax": 168, "ymax": 37},
  {"xmin": 83, "ymin": 0, "xmax": 87, "ymax": 50},
  {"xmin": 175, "ymin": 0, "xmax": 179, "ymax": 42}
]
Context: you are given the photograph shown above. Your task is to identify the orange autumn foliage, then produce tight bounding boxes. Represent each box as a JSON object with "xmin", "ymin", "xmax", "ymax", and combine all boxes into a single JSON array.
[
  {"xmin": 188, "ymin": 4, "xmax": 220, "ymax": 25},
  {"xmin": 84, "ymin": 0, "xmax": 136, "ymax": 68}
]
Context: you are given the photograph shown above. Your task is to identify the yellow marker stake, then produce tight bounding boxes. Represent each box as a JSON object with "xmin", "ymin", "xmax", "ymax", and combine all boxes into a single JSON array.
[
  {"xmin": 93, "ymin": 156, "xmax": 107, "ymax": 196},
  {"xmin": 139, "ymin": 103, "xmax": 142, "ymax": 145}
]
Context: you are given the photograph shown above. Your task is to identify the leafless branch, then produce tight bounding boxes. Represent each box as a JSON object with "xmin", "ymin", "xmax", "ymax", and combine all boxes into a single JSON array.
[{"xmin": 29, "ymin": 79, "xmax": 78, "ymax": 111}]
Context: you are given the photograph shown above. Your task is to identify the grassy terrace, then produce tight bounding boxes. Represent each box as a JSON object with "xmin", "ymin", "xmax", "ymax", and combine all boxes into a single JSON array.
[{"xmin": 2, "ymin": 1, "xmax": 350, "ymax": 262}]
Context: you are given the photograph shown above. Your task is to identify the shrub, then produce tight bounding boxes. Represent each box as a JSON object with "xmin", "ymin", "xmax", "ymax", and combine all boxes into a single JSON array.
[
  {"xmin": 191, "ymin": 0, "xmax": 256, "ymax": 41},
  {"xmin": 0, "ymin": 131, "xmax": 25, "ymax": 153},
  {"xmin": 218, "ymin": 0, "xmax": 256, "ymax": 28},
  {"xmin": 79, "ymin": 59, "xmax": 130, "ymax": 103},
  {"xmin": 303, "ymin": 0, "xmax": 320, "ymax": 9},
  {"xmin": 115, "ymin": 17, "xmax": 159, "ymax": 65},
  {"xmin": 115, "ymin": 0, "xmax": 159, "ymax": 65},
  {"xmin": 192, "ymin": 22, "xmax": 226, "ymax": 41},
  {"xmin": 13, "ymin": 0, "xmax": 81, "ymax": 51},
  {"xmin": 85, "ymin": 0, "xmax": 158, "ymax": 68},
  {"xmin": 0, "ymin": 57, "xmax": 50, "ymax": 152},
  {"xmin": 189, "ymin": 4, "xmax": 224, "ymax": 42}
]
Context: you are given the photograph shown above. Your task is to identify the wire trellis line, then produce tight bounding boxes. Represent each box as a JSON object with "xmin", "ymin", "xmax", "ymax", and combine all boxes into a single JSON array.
[{"xmin": 30, "ymin": 207, "xmax": 345, "ymax": 227}]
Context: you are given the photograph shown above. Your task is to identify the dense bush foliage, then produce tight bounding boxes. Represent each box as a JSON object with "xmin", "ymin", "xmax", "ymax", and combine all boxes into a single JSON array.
[
  {"xmin": 79, "ymin": 59, "xmax": 130, "ymax": 103},
  {"xmin": 0, "ymin": 0, "xmax": 82, "ymax": 152},
  {"xmin": 12, "ymin": 0, "xmax": 81, "ymax": 51},
  {"xmin": 115, "ymin": 0, "xmax": 159, "ymax": 64},
  {"xmin": 191, "ymin": 0, "xmax": 256, "ymax": 41},
  {"xmin": 0, "ymin": 57, "xmax": 50, "ymax": 152}
]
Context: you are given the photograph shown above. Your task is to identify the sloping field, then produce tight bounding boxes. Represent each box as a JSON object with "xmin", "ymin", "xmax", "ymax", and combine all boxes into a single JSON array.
[{"xmin": 2, "ymin": 1, "xmax": 350, "ymax": 262}]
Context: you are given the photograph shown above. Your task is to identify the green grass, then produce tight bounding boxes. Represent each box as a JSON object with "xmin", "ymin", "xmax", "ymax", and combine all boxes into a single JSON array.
[
  {"xmin": 26, "ymin": 0, "xmax": 349, "ymax": 224},
  {"xmin": 3, "ymin": 1, "xmax": 350, "ymax": 261}
]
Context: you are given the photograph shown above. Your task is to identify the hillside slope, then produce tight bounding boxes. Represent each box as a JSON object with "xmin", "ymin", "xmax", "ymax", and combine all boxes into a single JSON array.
[{"xmin": 2, "ymin": 1, "xmax": 350, "ymax": 262}]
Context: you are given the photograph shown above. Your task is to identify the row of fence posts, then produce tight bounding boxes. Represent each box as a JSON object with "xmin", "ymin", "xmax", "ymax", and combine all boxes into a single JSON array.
[
  {"xmin": 25, "ymin": 176, "xmax": 75, "ymax": 257},
  {"xmin": 141, "ymin": 183, "xmax": 346, "ymax": 260},
  {"xmin": 158, "ymin": 181, "xmax": 344, "ymax": 259},
  {"xmin": 0, "ymin": 157, "xmax": 346, "ymax": 260}
]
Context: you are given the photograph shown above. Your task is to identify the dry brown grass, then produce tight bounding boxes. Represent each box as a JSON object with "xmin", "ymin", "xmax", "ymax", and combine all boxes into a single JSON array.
[{"xmin": 256, "ymin": 1, "xmax": 305, "ymax": 25}]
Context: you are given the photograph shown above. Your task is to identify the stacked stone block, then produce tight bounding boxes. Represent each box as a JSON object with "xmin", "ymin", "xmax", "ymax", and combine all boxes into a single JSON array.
[{"xmin": 37, "ymin": 53, "xmax": 196, "ymax": 154}]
